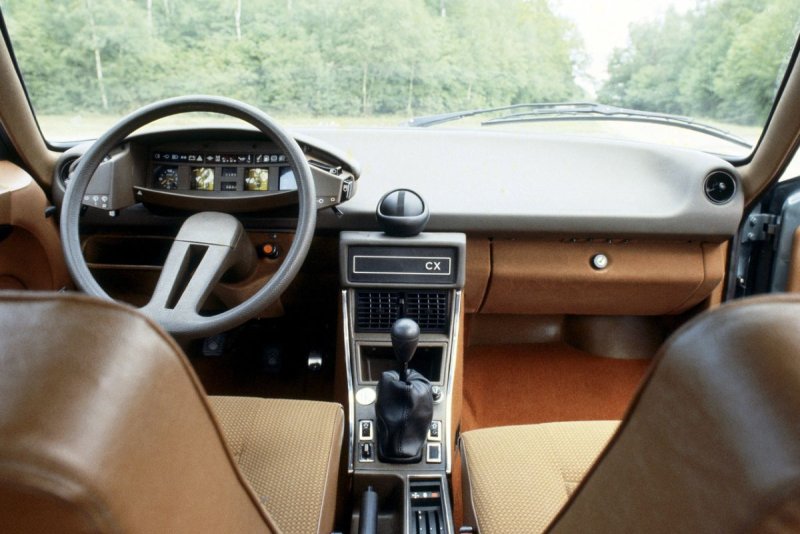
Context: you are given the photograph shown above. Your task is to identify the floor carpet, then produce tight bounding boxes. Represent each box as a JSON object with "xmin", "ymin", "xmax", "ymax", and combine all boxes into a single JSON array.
[
  {"xmin": 453, "ymin": 342, "xmax": 651, "ymax": 527},
  {"xmin": 462, "ymin": 342, "xmax": 651, "ymax": 432}
]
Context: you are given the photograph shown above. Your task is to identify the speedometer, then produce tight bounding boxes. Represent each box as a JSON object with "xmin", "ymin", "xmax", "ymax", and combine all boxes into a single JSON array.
[{"xmin": 154, "ymin": 165, "xmax": 179, "ymax": 190}]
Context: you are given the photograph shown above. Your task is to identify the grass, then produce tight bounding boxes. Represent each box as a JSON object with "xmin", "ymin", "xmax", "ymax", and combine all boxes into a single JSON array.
[
  {"xmin": 38, "ymin": 111, "xmax": 762, "ymax": 158},
  {"xmin": 38, "ymin": 113, "xmax": 412, "ymax": 143}
]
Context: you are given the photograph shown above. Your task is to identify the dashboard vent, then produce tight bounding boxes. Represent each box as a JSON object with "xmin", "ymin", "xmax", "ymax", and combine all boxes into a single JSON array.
[
  {"xmin": 356, "ymin": 291, "xmax": 401, "ymax": 331},
  {"xmin": 704, "ymin": 170, "xmax": 736, "ymax": 204},
  {"xmin": 57, "ymin": 156, "xmax": 80, "ymax": 188},
  {"xmin": 405, "ymin": 291, "xmax": 449, "ymax": 331},
  {"xmin": 355, "ymin": 289, "xmax": 450, "ymax": 333}
]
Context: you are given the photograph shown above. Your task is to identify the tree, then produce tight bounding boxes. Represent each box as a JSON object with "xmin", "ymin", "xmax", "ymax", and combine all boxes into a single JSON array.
[
  {"xmin": 599, "ymin": 0, "xmax": 800, "ymax": 125},
  {"xmin": 0, "ymin": 0, "xmax": 588, "ymax": 118}
]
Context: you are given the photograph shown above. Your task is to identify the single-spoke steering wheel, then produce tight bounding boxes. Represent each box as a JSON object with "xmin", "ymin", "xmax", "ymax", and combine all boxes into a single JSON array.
[{"xmin": 60, "ymin": 96, "xmax": 316, "ymax": 338}]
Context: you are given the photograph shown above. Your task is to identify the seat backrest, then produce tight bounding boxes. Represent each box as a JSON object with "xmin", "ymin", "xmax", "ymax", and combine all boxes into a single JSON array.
[
  {"xmin": 549, "ymin": 294, "xmax": 800, "ymax": 533},
  {"xmin": 0, "ymin": 292, "xmax": 278, "ymax": 533}
]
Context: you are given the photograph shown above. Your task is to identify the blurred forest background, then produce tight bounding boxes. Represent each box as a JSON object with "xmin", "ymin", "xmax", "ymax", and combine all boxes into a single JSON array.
[{"xmin": 0, "ymin": 0, "xmax": 798, "ymax": 128}]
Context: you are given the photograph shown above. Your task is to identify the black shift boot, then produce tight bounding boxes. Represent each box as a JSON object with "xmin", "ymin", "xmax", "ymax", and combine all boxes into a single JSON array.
[{"xmin": 375, "ymin": 368, "xmax": 433, "ymax": 463}]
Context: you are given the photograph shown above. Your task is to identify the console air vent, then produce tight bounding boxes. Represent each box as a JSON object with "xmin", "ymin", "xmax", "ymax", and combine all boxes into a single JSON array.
[
  {"xmin": 356, "ymin": 291, "xmax": 401, "ymax": 331},
  {"xmin": 405, "ymin": 291, "xmax": 449, "ymax": 331},
  {"xmin": 355, "ymin": 289, "xmax": 449, "ymax": 333}
]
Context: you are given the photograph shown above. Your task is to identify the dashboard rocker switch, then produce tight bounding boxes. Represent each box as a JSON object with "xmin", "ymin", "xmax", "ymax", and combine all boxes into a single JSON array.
[
  {"xmin": 360, "ymin": 442, "xmax": 374, "ymax": 462},
  {"xmin": 342, "ymin": 177, "xmax": 355, "ymax": 200},
  {"xmin": 426, "ymin": 442, "xmax": 442, "ymax": 464},
  {"xmin": 428, "ymin": 420, "xmax": 441, "ymax": 442},
  {"xmin": 359, "ymin": 419, "xmax": 374, "ymax": 441}
]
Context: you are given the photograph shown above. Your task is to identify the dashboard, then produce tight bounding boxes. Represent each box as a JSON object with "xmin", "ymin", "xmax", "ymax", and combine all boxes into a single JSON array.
[
  {"xmin": 48, "ymin": 123, "xmax": 746, "ymax": 319},
  {"xmin": 53, "ymin": 126, "xmax": 743, "ymax": 240},
  {"xmin": 53, "ymin": 129, "xmax": 359, "ymax": 214}
]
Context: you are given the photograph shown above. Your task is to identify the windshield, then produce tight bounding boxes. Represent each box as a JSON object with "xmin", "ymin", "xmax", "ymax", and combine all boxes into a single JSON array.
[{"xmin": 1, "ymin": 0, "xmax": 799, "ymax": 155}]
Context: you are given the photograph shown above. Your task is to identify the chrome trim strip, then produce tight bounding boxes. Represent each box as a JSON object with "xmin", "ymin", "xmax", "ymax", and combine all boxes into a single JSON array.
[
  {"xmin": 445, "ymin": 289, "xmax": 462, "ymax": 474},
  {"xmin": 353, "ymin": 254, "xmax": 453, "ymax": 276},
  {"xmin": 342, "ymin": 289, "xmax": 356, "ymax": 473}
]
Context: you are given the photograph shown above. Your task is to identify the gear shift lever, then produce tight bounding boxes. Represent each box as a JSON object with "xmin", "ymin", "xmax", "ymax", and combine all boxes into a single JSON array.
[
  {"xmin": 375, "ymin": 318, "xmax": 433, "ymax": 463},
  {"xmin": 391, "ymin": 318, "xmax": 420, "ymax": 373}
]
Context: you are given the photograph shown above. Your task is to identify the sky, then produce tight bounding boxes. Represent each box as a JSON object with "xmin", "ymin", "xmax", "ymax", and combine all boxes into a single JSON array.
[{"xmin": 552, "ymin": 0, "xmax": 698, "ymax": 92}]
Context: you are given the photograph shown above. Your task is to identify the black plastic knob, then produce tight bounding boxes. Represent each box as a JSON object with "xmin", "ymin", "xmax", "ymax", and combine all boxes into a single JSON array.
[
  {"xmin": 376, "ymin": 189, "xmax": 430, "ymax": 237},
  {"xmin": 391, "ymin": 318, "xmax": 420, "ymax": 366}
]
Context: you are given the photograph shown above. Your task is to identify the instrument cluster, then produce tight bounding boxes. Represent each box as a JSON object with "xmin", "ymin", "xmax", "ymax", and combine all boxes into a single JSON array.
[{"xmin": 151, "ymin": 150, "xmax": 297, "ymax": 193}]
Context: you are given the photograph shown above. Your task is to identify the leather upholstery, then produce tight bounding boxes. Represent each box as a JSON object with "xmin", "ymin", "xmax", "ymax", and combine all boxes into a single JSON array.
[
  {"xmin": 376, "ymin": 369, "xmax": 433, "ymax": 463},
  {"xmin": 461, "ymin": 294, "xmax": 800, "ymax": 533},
  {"xmin": 0, "ymin": 292, "xmax": 341, "ymax": 534},
  {"xmin": 209, "ymin": 397, "xmax": 343, "ymax": 534}
]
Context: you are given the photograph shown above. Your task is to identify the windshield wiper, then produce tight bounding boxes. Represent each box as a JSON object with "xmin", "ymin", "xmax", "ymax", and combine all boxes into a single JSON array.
[
  {"xmin": 408, "ymin": 102, "xmax": 752, "ymax": 149},
  {"xmin": 408, "ymin": 103, "xmax": 541, "ymax": 127}
]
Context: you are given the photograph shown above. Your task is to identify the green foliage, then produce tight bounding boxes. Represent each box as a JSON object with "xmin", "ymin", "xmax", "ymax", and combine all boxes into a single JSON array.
[
  {"xmin": 600, "ymin": 0, "xmax": 800, "ymax": 125},
  {"xmin": 0, "ymin": 0, "xmax": 585, "ymax": 117},
  {"xmin": 3, "ymin": 0, "xmax": 797, "ymax": 127}
]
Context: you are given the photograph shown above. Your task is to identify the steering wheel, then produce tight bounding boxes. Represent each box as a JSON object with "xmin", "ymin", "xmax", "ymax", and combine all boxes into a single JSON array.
[{"xmin": 60, "ymin": 96, "xmax": 316, "ymax": 338}]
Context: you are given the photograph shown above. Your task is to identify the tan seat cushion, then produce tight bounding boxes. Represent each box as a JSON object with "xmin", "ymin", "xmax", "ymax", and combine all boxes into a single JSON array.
[
  {"xmin": 460, "ymin": 421, "xmax": 618, "ymax": 534},
  {"xmin": 209, "ymin": 396, "xmax": 344, "ymax": 534}
]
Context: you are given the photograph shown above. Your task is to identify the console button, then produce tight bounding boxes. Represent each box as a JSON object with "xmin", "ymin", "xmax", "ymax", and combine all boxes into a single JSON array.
[
  {"xmin": 355, "ymin": 387, "xmax": 376, "ymax": 405},
  {"xmin": 426, "ymin": 442, "xmax": 441, "ymax": 464},
  {"xmin": 359, "ymin": 419, "xmax": 373, "ymax": 441},
  {"xmin": 360, "ymin": 442, "xmax": 374, "ymax": 462},
  {"xmin": 427, "ymin": 420, "xmax": 441, "ymax": 441}
]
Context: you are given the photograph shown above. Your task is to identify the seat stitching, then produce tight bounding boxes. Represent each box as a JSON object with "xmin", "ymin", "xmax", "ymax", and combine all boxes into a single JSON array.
[
  {"xmin": 460, "ymin": 438, "xmax": 485, "ymax": 534},
  {"xmin": 314, "ymin": 405, "xmax": 343, "ymax": 534}
]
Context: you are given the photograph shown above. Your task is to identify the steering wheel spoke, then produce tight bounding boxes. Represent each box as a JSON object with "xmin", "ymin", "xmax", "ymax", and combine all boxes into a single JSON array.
[{"xmin": 142, "ymin": 242, "xmax": 226, "ymax": 319}]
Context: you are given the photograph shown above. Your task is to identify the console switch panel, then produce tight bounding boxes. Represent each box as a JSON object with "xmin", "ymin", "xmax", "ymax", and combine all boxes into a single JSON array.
[{"xmin": 410, "ymin": 480, "xmax": 446, "ymax": 534}]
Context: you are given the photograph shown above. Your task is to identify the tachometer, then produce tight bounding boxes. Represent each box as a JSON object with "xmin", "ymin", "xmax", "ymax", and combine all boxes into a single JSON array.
[{"xmin": 154, "ymin": 165, "xmax": 179, "ymax": 190}]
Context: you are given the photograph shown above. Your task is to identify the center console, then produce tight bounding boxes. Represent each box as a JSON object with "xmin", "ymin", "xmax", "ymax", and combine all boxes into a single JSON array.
[{"xmin": 340, "ymin": 228, "xmax": 465, "ymax": 534}]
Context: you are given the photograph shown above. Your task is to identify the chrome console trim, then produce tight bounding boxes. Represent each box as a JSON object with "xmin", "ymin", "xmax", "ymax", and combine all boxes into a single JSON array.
[
  {"xmin": 342, "ymin": 289, "xmax": 356, "ymax": 473},
  {"xmin": 445, "ymin": 289, "xmax": 462, "ymax": 474}
]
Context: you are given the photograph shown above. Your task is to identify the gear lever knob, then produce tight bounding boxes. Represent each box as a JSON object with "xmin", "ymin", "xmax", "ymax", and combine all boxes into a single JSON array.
[{"xmin": 391, "ymin": 318, "xmax": 420, "ymax": 370}]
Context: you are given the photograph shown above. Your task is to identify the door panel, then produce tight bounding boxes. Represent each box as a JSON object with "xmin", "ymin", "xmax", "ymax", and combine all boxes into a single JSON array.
[
  {"xmin": 788, "ymin": 228, "xmax": 800, "ymax": 291},
  {"xmin": 0, "ymin": 161, "xmax": 70, "ymax": 290},
  {"xmin": 771, "ymin": 191, "xmax": 800, "ymax": 292},
  {"xmin": 734, "ymin": 173, "xmax": 800, "ymax": 297}
]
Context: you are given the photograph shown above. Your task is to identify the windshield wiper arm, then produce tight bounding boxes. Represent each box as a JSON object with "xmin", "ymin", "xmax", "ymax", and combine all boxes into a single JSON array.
[
  {"xmin": 481, "ymin": 102, "xmax": 753, "ymax": 149},
  {"xmin": 408, "ymin": 102, "xmax": 752, "ymax": 149},
  {"xmin": 408, "ymin": 103, "xmax": 549, "ymax": 127}
]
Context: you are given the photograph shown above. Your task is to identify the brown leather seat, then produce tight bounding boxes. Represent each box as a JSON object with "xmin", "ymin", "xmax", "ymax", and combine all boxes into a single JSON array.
[
  {"xmin": 0, "ymin": 292, "xmax": 343, "ymax": 534},
  {"xmin": 461, "ymin": 294, "xmax": 800, "ymax": 533}
]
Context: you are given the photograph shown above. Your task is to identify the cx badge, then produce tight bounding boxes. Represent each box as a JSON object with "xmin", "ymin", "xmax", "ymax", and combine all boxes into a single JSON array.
[{"xmin": 425, "ymin": 261, "xmax": 443, "ymax": 272}]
